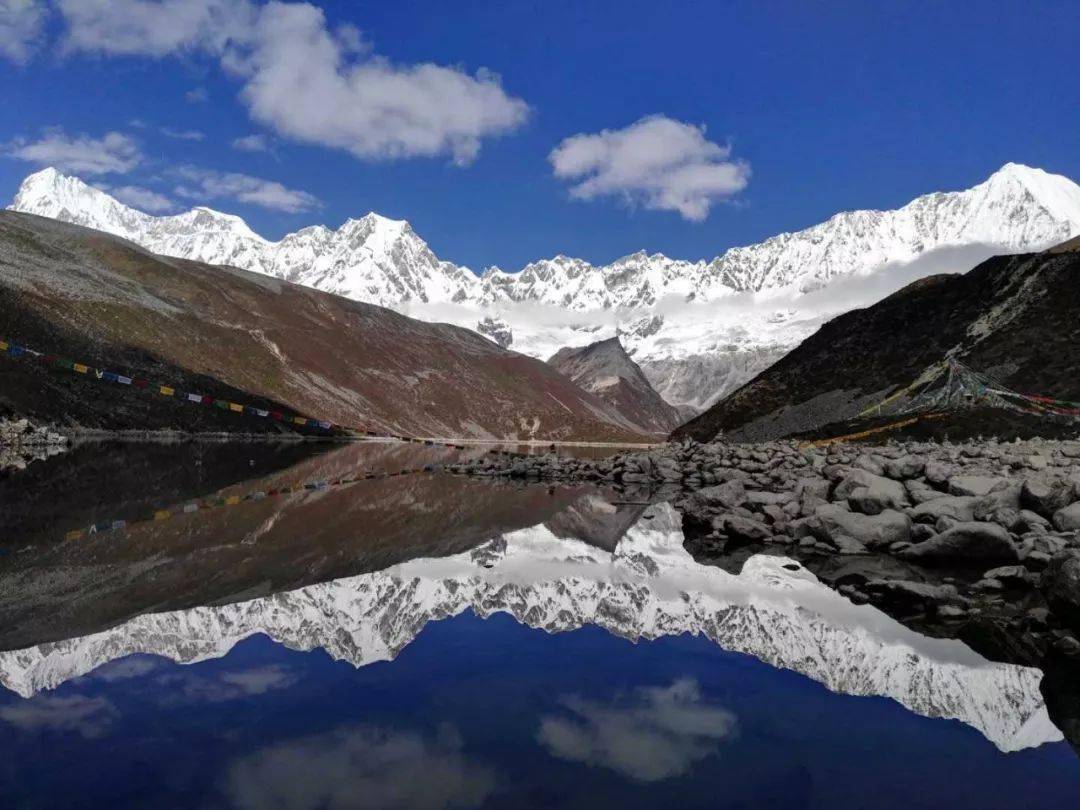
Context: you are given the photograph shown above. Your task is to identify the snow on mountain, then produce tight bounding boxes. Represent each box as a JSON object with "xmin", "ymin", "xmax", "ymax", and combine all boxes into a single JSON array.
[
  {"xmin": 10, "ymin": 164, "xmax": 1080, "ymax": 414},
  {"xmin": 0, "ymin": 505, "xmax": 1060, "ymax": 753}
]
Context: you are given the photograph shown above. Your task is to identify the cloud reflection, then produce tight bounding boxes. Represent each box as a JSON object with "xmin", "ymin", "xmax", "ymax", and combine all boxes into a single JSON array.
[
  {"xmin": 538, "ymin": 678, "xmax": 737, "ymax": 781},
  {"xmin": 226, "ymin": 723, "xmax": 496, "ymax": 810},
  {"xmin": 0, "ymin": 693, "xmax": 118, "ymax": 738}
]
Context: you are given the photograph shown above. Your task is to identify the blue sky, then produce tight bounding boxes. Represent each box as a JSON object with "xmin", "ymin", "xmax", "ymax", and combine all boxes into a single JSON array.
[{"xmin": 1, "ymin": 0, "xmax": 1078, "ymax": 272}]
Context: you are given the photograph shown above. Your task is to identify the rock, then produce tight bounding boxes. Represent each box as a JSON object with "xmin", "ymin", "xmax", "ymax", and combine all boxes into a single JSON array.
[
  {"xmin": 1022, "ymin": 478, "xmax": 1076, "ymax": 518},
  {"xmin": 1014, "ymin": 510, "xmax": 1051, "ymax": 534},
  {"xmin": 948, "ymin": 475, "xmax": 1007, "ymax": 497},
  {"xmin": 692, "ymin": 479, "xmax": 747, "ymax": 510},
  {"xmin": 1052, "ymin": 502, "xmax": 1080, "ymax": 532},
  {"xmin": 982, "ymin": 565, "xmax": 1035, "ymax": 587},
  {"xmin": 900, "ymin": 522, "xmax": 1019, "ymax": 565},
  {"xmin": 1041, "ymin": 550, "xmax": 1080, "ymax": 629},
  {"xmin": 834, "ymin": 469, "xmax": 908, "ymax": 514},
  {"xmin": 864, "ymin": 579, "xmax": 961, "ymax": 611},
  {"xmin": 813, "ymin": 504, "xmax": 911, "ymax": 550},
  {"xmin": 745, "ymin": 490, "xmax": 795, "ymax": 507},
  {"xmin": 884, "ymin": 455, "xmax": 926, "ymax": 480},
  {"xmin": 830, "ymin": 535, "xmax": 871, "ymax": 555},
  {"xmin": 796, "ymin": 477, "xmax": 831, "ymax": 502},
  {"xmin": 1026, "ymin": 454, "xmax": 1049, "ymax": 470},
  {"xmin": 938, "ymin": 605, "xmax": 968, "ymax": 620},
  {"xmin": 911, "ymin": 524, "xmax": 937, "ymax": 543},
  {"xmin": 722, "ymin": 515, "xmax": 772, "ymax": 544},
  {"xmin": 905, "ymin": 479, "xmax": 945, "ymax": 504},
  {"xmin": 854, "ymin": 454, "xmax": 886, "ymax": 476},
  {"xmin": 910, "ymin": 496, "xmax": 979, "ymax": 524},
  {"xmin": 924, "ymin": 460, "xmax": 954, "ymax": 486},
  {"xmin": 971, "ymin": 484, "xmax": 1021, "ymax": 519}
]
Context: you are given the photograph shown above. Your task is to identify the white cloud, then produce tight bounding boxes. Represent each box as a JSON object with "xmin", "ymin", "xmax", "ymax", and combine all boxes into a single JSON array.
[
  {"xmin": 6, "ymin": 128, "xmax": 142, "ymax": 174},
  {"xmin": 111, "ymin": 184, "xmax": 177, "ymax": 212},
  {"xmin": 232, "ymin": 133, "xmax": 271, "ymax": 152},
  {"xmin": 185, "ymin": 86, "xmax": 209, "ymax": 103},
  {"xmin": 56, "ymin": 0, "xmax": 530, "ymax": 165},
  {"xmin": 537, "ymin": 678, "xmax": 737, "ymax": 781},
  {"xmin": 0, "ymin": 0, "xmax": 46, "ymax": 63},
  {"xmin": 57, "ymin": 0, "xmax": 251, "ymax": 57},
  {"xmin": 0, "ymin": 693, "xmax": 118, "ymax": 738},
  {"xmin": 160, "ymin": 126, "xmax": 205, "ymax": 141},
  {"xmin": 549, "ymin": 115, "xmax": 750, "ymax": 221},
  {"xmin": 173, "ymin": 165, "xmax": 319, "ymax": 212},
  {"xmin": 226, "ymin": 724, "xmax": 496, "ymax": 810}
]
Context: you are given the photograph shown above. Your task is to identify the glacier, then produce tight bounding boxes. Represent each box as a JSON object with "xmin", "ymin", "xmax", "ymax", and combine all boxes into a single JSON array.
[
  {"xmin": 0, "ymin": 504, "xmax": 1060, "ymax": 754},
  {"xmin": 10, "ymin": 163, "xmax": 1080, "ymax": 413}
]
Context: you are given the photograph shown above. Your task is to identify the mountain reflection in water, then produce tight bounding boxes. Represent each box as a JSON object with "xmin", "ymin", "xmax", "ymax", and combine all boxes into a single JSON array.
[{"xmin": 1, "ymin": 442, "xmax": 1079, "ymax": 808}]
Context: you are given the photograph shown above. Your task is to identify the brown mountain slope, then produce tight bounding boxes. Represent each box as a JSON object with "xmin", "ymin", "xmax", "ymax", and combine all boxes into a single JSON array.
[
  {"xmin": 673, "ymin": 248, "xmax": 1080, "ymax": 442},
  {"xmin": 0, "ymin": 211, "xmax": 643, "ymax": 441},
  {"xmin": 548, "ymin": 337, "xmax": 681, "ymax": 435}
]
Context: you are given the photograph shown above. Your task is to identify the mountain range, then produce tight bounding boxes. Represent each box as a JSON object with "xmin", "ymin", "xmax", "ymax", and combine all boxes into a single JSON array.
[
  {"xmin": 676, "ymin": 240, "xmax": 1080, "ymax": 442},
  {"xmin": 0, "ymin": 504, "xmax": 1059, "ymax": 754},
  {"xmin": 12, "ymin": 164, "xmax": 1080, "ymax": 414},
  {"xmin": 0, "ymin": 211, "xmax": 645, "ymax": 441}
]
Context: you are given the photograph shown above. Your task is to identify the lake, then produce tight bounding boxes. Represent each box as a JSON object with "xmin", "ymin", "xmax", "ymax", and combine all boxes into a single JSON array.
[{"xmin": 1, "ymin": 441, "xmax": 1078, "ymax": 808}]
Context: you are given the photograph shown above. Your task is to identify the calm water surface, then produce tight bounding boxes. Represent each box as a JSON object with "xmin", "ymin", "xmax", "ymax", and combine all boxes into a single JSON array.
[{"xmin": 1, "ymin": 442, "xmax": 1078, "ymax": 809}]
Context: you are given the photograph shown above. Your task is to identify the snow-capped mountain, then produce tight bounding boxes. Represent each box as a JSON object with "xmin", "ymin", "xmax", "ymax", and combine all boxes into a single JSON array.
[
  {"xmin": 11, "ymin": 164, "xmax": 1080, "ymax": 413},
  {"xmin": 0, "ymin": 505, "xmax": 1060, "ymax": 753}
]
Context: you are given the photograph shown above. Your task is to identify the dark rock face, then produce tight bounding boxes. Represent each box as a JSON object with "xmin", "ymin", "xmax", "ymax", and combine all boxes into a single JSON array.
[
  {"xmin": 548, "ymin": 337, "xmax": 682, "ymax": 435},
  {"xmin": 673, "ymin": 248, "xmax": 1080, "ymax": 443}
]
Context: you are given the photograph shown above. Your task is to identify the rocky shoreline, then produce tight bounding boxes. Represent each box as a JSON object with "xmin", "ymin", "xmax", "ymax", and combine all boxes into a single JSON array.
[
  {"xmin": 449, "ymin": 437, "xmax": 1080, "ymax": 672},
  {"xmin": 0, "ymin": 419, "xmax": 68, "ymax": 472}
]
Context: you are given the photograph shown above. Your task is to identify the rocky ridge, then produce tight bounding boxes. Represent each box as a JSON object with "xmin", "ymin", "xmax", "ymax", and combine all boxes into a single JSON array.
[{"xmin": 547, "ymin": 337, "xmax": 683, "ymax": 434}]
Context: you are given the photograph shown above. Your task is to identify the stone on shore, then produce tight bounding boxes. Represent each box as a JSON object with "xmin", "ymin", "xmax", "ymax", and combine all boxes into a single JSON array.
[
  {"xmin": 899, "ymin": 522, "xmax": 1018, "ymax": 564},
  {"xmin": 813, "ymin": 504, "xmax": 911, "ymax": 550}
]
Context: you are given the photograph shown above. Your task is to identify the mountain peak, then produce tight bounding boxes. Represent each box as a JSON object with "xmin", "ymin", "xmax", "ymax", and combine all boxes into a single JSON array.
[{"xmin": 981, "ymin": 162, "xmax": 1080, "ymax": 225}]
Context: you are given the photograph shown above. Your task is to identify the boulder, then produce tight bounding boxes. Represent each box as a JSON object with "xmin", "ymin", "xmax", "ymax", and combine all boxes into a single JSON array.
[
  {"xmin": 1052, "ymin": 502, "xmax": 1080, "ymax": 533},
  {"xmin": 884, "ymin": 455, "xmax": 926, "ymax": 480},
  {"xmin": 899, "ymin": 522, "xmax": 1019, "ymax": 565},
  {"xmin": 924, "ymin": 460, "xmax": 954, "ymax": 486},
  {"xmin": 813, "ymin": 504, "xmax": 911, "ymax": 550},
  {"xmin": 1040, "ymin": 550, "xmax": 1080, "ymax": 629},
  {"xmin": 971, "ymin": 484, "xmax": 1022, "ymax": 519},
  {"xmin": 864, "ymin": 579, "xmax": 961, "ymax": 611},
  {"xmin": 982, "ymin": 565, "xmax": 1036, "ymax": 587},
  {"xmin": 689, "ymin": 479, "xmax": 747, "ymax": 511},
  {"xmin": 910, "ymin": 496, "xmax": 979, "ymax": 524},
  {"xmin": 796, "ymin": 477, "xmax": 832, "ymax": 502},
  {"xmin": 834, "ymin": 469, "xmax": 908, "ymax": 515},
  {"xmin": 948, "ymin": 475, "xmax": 1007, "ymax": 497},
  {"xmin": 1021, "ymin": 478, "xmax": 1076, "ymax": 519},
  {"xmin": 722, "ymin": 515, "xmax": 772, "ymax": 544},
  {"xmin": 905, "ymin": 479, "xmax": 946, "ymax": 504}
]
